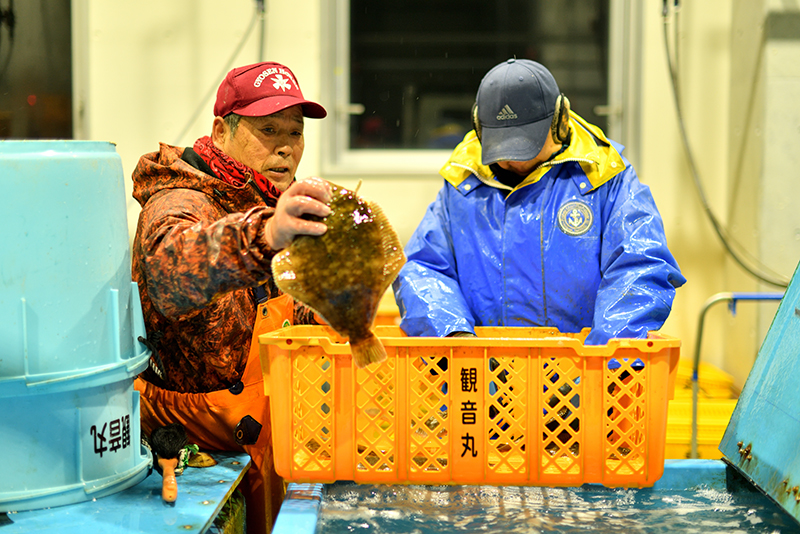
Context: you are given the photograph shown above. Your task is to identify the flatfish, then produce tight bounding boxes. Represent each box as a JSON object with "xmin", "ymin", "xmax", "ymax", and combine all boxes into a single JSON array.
[{"xmin": 271, "ymin": 182, "xmax": 405, "ymax": 368}]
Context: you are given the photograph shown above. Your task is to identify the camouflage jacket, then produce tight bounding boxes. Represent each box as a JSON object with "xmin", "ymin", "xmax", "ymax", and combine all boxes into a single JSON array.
[{"xmin": 131, "ymin": 142, "xmax": 313, "ymax": 393}]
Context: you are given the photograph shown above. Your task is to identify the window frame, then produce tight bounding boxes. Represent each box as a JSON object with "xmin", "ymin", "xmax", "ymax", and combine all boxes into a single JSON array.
[
  {"xmin": 320, "ymin": 0, "xmax": 641, "ymax": 177},
  {"xmin": 320, "ymin": 0, "xmax": 450, "ymax": 177}
]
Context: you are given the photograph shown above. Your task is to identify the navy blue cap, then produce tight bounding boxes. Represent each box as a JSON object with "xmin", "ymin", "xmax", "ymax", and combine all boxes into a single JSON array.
[{"xmin": 476, "ymin": 58, "xmax": 560, "ymax": 166}]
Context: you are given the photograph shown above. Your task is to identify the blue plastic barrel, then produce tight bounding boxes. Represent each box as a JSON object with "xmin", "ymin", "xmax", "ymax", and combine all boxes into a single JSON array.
[{"xmin": 0, "ymin": 140, "xmax": 151, "ymax": 512}]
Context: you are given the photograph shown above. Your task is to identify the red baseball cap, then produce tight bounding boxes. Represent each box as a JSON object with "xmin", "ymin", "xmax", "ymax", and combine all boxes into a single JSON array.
[{"xmin": 213, "ymin": 61, "xmax": 327, "ymax": 119}]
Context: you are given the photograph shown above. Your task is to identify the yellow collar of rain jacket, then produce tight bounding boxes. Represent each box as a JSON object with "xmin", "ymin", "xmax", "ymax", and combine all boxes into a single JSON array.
[{"xmin": 440, "ymin": 112, "xmax": 626, "ymax": 193}]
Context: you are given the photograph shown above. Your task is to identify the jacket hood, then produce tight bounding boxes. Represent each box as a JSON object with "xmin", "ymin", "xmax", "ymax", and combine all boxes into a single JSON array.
[
  {"xmin": 132, "ymin": 142, "xmax": 266, "ymax": 214},
  {"xmin": 440, "ymin": 112, "xmax": 626, "ymax": 192}
]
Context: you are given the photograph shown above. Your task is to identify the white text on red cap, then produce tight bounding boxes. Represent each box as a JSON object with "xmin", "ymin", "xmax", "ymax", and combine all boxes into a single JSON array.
[{"xmin": 253, "ymin": 67, "xmax": 297, "ymax": 89}]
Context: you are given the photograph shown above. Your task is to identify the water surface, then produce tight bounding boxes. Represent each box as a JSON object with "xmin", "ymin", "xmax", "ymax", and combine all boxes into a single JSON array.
[{"xmin": 317, "ymin": 482, "xmax": 800, "ymax": 533}]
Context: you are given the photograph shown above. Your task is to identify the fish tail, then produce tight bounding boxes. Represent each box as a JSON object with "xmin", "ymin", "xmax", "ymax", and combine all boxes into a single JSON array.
[{"xmin": 351, "ymin": 332, "xmax": 387, "ymax": 369}]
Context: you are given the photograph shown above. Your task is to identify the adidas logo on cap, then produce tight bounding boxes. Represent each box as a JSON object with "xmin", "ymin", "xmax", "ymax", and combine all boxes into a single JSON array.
[{"xmin": 496, "ymin": 105, "xmax": 518, "ymax": 121}]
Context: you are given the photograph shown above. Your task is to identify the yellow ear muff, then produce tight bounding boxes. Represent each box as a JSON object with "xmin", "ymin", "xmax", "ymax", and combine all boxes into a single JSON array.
[
  {"xmin": 550, "ymin": 93, "xmax": 571, "ymax": 144},
  {"xmin": 471, "ymin": 102, "xmax": 482, "ymax": 142}
]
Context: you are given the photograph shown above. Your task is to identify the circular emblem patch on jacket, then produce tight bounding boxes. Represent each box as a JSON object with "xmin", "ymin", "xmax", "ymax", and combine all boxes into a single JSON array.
[{"xmin": 557, "ymin": 201, "xmax": 593, "ymax": 236}]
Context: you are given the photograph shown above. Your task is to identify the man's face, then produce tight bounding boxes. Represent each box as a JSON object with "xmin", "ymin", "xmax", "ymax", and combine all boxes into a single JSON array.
[
  {"xmin": 494, "ymin": 132, "xmax": 562, "ymax": 177},
  {"xmin": 496, "ymin": 158, "xmax": 541, "ymax": 176},
  {"xmin": 219, "ymin": 105, "xmax": 305, "ymax": 192}
]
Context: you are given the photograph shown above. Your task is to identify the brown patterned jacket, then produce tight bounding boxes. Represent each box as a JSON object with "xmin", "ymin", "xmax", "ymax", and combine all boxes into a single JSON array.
[{"xmin": 131, "ymin": 142, "xmax": 314, "ymax": 393}]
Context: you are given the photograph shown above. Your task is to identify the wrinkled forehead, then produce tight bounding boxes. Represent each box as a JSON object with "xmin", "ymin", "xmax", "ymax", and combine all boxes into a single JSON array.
[{"xmin": 252, "ymin": 105, "xmax": 304, "ymax": 125}]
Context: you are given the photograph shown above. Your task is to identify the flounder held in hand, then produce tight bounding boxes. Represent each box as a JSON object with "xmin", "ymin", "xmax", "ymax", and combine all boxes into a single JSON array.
[{"xmin": 271, "ymin": 182, "xmax": 406, "ymax": 368}]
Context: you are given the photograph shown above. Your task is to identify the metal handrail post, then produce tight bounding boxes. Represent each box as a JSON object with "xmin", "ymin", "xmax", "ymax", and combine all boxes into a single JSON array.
[{"xmin": 690, "ymin": 292, "xmax": 784, "ymax": 459}]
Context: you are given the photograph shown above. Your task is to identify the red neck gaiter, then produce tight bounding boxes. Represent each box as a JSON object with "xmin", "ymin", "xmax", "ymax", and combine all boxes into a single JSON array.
[{"xmin": 192, "ymin": 135, "xmax": 281, "ymax": 206}]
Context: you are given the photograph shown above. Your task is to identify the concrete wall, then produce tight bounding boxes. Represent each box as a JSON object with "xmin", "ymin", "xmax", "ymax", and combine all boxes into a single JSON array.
[
  {"xmin": 723, "ymin": 1, "xmax": 800, "ymax": 387},
  {"xmin": 75, "ymin": 0, "xmax": 798, "ymax": 388},
  {"xmin": 636, "ymin": 1, "xmax": 732, "ymax": 378}
]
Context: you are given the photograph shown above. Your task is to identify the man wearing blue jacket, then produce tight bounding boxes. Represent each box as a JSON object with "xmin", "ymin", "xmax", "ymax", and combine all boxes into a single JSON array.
[{"xmin": 393, "ymin": 58, "xmax": 686, "ymax": 344}]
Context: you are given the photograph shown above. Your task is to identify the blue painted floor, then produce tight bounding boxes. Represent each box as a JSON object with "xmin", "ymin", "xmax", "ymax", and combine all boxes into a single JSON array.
[{"xmin": 0, "ymin": 452, "xmax": 249, "ymax": 534}]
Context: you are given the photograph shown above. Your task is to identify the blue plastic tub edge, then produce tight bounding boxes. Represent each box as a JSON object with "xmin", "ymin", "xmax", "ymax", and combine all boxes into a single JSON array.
[
  {"xmin": 272, "ymin": 460, "xmax": 729, "ymax": 534},
  {"xmin": 273, "ymin": 483, "xmax": 324, "ymax": 534},
  {"xmin": 0, "ymin": 140, "xmax": 118, "ymax": 153},
  {"xmin": 654, "ymin": 459, "xmax": 728, "ymax": 491}
]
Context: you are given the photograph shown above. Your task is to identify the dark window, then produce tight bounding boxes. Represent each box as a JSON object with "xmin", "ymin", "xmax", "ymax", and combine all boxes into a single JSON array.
[
  {"xmin": 348, "ymin": 0, "xmax": 609, "ymax": 151},
  {"xmin": 0, "ymin": 0, "xmax": 72, "ymax": 139}
]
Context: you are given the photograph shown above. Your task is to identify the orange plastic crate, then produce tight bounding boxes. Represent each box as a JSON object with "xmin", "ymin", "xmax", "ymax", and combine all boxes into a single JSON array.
[{"xmin": 259, "ymin": 326, "xmax": 680, "ymax": 488}]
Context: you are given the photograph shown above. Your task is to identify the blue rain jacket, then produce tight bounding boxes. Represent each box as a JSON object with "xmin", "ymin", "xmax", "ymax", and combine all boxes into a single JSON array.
[{"xmin": 393, "ymin": 113, "xmax": 686, "ymax": 345}]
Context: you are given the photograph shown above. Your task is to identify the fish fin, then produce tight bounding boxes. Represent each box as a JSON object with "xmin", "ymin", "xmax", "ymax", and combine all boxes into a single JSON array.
[
  {"xmin": 367, "ymin": 201, "xmax": 407, "ymax": 293},
  {"xmin": 350, "ymin": 332, "xmax": 387, "ymax": 368}
]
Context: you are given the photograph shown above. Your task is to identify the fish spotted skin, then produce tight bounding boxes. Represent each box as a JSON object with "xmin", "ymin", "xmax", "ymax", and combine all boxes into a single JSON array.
[{"xmin": 272, "ymin": 182, "xmax": 405, "ymax": 367}]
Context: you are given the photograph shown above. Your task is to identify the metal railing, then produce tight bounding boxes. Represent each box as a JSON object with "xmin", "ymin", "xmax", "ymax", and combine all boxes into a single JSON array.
[{"xmin": 690, "ymin": 292, "xmax": 784, "ymax": 459}]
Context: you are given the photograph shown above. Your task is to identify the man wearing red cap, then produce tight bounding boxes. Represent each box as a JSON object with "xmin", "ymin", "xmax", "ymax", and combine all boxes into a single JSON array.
[{"xmin": 131, "ymin": 62, "xmax": 329, "ymax": 533}]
